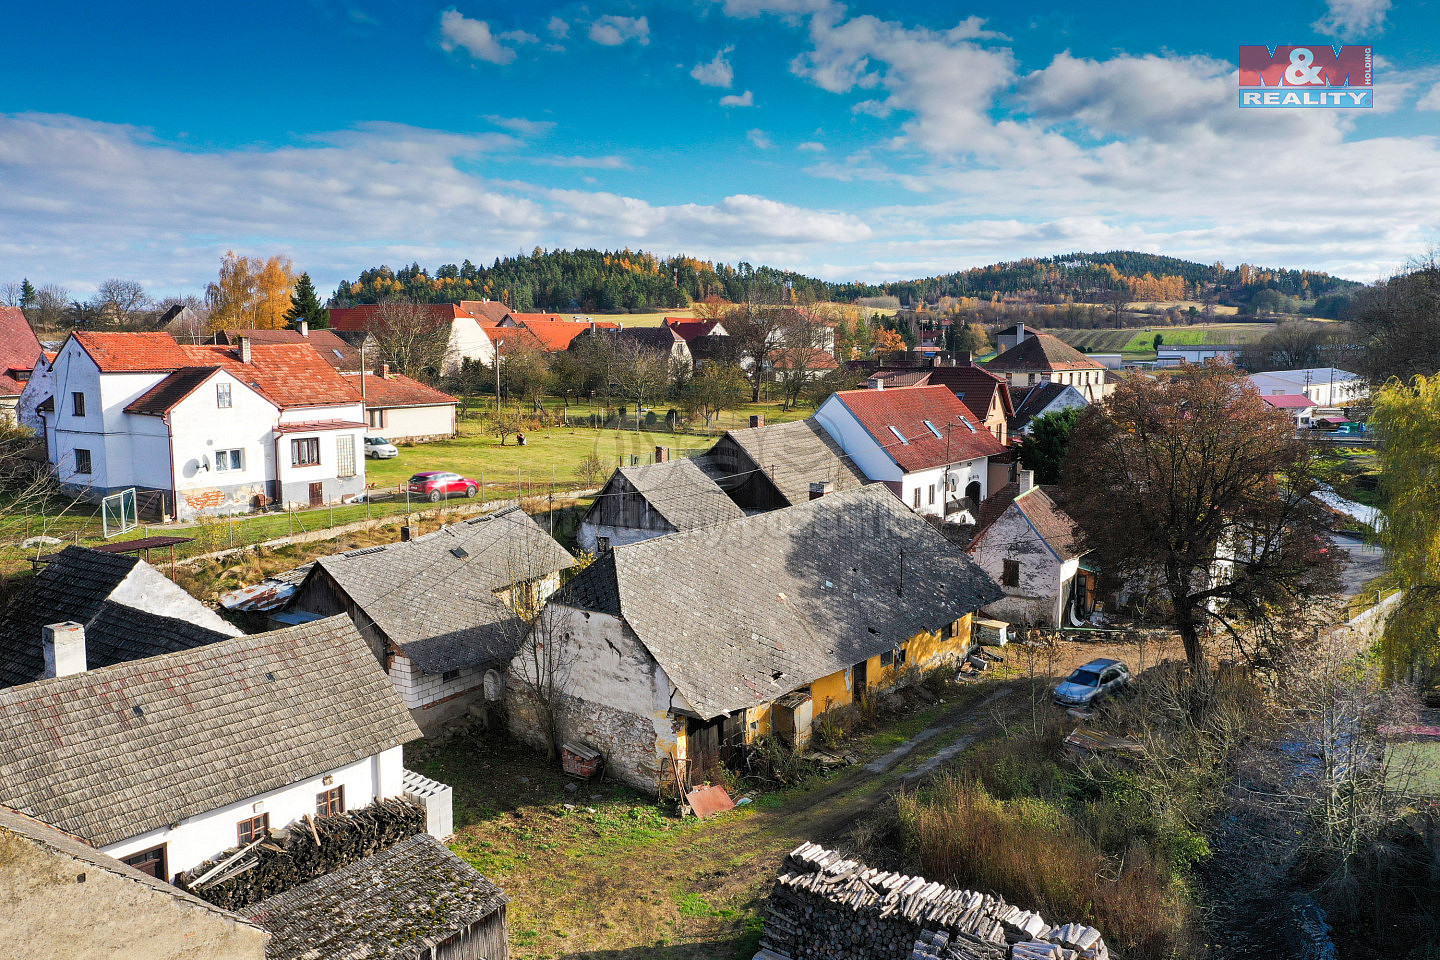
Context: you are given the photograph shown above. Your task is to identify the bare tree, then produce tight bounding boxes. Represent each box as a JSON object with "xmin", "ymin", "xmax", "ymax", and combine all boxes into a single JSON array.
[
  {"xmin": 610, "ymin": 340, "xmax": 669, "ymax": 431},
  {"xmin": 0, "ymin": 282, "xmax": 22, "ymax": 307},
  {"xmin": 31, "ymin": 284, "xmax": 71, "ymax": 331},
  {"xmin": 724, "ymin": 305, "xmax": 790, "ymax": 402},
  {"xmin": 95, "ymin": 278, "xmax": 152, "ymax": 327},
  {"xmin": 365, "ymin": 298, "xmax": 453, "ymax": 379}
]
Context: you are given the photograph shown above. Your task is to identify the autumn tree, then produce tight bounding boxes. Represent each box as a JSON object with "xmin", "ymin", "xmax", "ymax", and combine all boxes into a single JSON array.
[
  {"xmin": 1370, "ymin": 374, "xmax": 1440, "ymax": 680},
  {"xmin": 1018, "ymin": 407, "xmax": 1081, "ymax": 485},
  {"xmin": 1353, "ymin": 251, "xmax": 1440, "ymax": 383},
  {"xmin": 1063, "ymin": 361, "xmax": 1340, "ymax": 673},
  {"xmin": 205, "ymin": 251, "xmax": 295, "ymax": 330},
  {"xmin": 364, "ymin": 298, "xmax": 453, "ymax": 379},
  {"xmin": 498, "ymin": 339, "xmax": 553, "ymax": 411},
  {"xmin": 771, "ymin": 310, "xmax": 834, "ymax": 409},
  {"xmin": 683, "ymin": 363, "xmax": 748, "ymax": 429},
  {"xmin": 285, "ymin": 272, "xmax": 329, "ymax": 329},
  {"xmin": 872, "ymin": 327, "xmax": 906, "ymax": 354}
]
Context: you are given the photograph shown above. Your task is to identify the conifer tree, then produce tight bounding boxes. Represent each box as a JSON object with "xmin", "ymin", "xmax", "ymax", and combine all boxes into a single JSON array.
[
  {"xmin": 285, "ymin": 272, "xmax": 329, "ymax": 329},
  {"xmin": 19, "ymin": 279, "xmax": 35, "ymax": 309}
]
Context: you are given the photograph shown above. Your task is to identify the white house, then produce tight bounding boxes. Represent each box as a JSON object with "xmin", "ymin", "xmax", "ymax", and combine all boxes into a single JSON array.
[
  {"xmin": 986, "ymin": 333, "xmax": 1113, "ymax": 402},
  {"xmin": 328, "ymin": 303, "xmax": 495, "ymax": 372},
  {"xmin": 345, "ymin": 365, "xmax": 458, "ymax": 442},
  {"xmin": 23, "ymin": 332, "xmax": 367, "ymax": 519},
  {"xmin": 814, "ymin": 385, "xmax": 1009, "ymax": 521},
  {"xmin": 1261, "ymin": 393, "xmax": 1319, "ymax": 428},
  {"xmin": 1009, "ymin": 382, "xmax": 1089, "ymax": 436},
  {"xmin": 967, "ymin": 472, "xmax": 1092, "ymax": 629},
  {"xmin": 286, "ymin": 508, "xmax": 576, "ymax": 734},
  {"xmin": 0, "ymin": 615, "xmax": 422, "ymax": 882},
  {"xmin": 1156, "ymin": 344, "xmax": 1243, "ymax": 367},
  {"xmin": 1248, "ymin": 368, "xmax": 1368, "ymax": 408}
]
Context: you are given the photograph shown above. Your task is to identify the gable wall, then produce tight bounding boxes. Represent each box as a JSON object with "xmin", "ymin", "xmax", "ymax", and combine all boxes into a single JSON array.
[{"xmin": 969, "ymin": 505, "xmax": 1070, "ymax": 627}]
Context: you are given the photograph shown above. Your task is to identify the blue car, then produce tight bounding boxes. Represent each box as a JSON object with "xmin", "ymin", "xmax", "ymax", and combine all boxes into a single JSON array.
[{"xmin": 1054, "ymin": 658, "xmax": 1132, "ymax": 708}]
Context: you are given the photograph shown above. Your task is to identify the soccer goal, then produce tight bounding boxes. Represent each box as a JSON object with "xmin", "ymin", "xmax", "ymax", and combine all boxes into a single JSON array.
[{"xmin": 101, "ymin": 488, "xmax": 138, "ymax": 539}]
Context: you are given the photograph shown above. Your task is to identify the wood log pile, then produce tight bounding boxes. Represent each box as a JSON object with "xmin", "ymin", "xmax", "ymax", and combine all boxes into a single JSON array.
[
  {"xmin": 177, "ymin": 797, "xmax": 427, "ymax": 911},
  {"xmin": 755, "ymin": 843, "xmax": 1109, "ymax": 960}
]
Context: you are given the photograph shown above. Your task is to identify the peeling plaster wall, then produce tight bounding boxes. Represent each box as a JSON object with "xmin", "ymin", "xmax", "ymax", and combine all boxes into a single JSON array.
[
  {"xmin": 969, "ymin": 504, "xmax": 1072, "ymax": 628},
  {"xmin": 507, "ymin": 604, "xmax": 679, "ymax": 792}
]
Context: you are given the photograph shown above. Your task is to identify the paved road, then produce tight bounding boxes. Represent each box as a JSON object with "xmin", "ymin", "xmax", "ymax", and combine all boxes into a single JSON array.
[{"xmin": 1329, "ymin": 532, "xmax": 1386, "ymax": 598}]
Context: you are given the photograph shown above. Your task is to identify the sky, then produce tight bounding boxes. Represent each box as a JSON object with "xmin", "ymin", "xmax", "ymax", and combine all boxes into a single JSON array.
[{"xmin": 2, "ymin": 0, "xmax": 1438, "ymax": 298}]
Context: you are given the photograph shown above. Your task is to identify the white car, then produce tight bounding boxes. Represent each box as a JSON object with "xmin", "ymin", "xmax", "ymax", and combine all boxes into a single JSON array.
[{"xmin": 364, "ymin": 436, "xmax": 398, "ymax": 459}]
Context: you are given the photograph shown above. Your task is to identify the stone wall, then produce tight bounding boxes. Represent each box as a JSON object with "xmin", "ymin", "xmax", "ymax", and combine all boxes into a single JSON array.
[{"xmin": 508, "ymin": 688, "xmax": 663, "ymax": 792}]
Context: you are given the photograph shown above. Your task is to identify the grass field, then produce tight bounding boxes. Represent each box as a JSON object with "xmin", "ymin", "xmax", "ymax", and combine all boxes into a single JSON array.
[
  {"xmin": 1043, "ymin": 322, "xmax": 1276, "ymax": 354},
  {"xmin": 1124, "ymin": 300, "xmax": 1241, "ymax": 314}
]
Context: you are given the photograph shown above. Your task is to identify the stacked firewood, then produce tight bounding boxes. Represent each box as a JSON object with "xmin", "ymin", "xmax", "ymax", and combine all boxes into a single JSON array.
[
  {"xmin": 178, "ymin": 797, "xmax": 427, "ymax": 910},
  {"xmin": 755, "ymin": 843, "xmax": 1108, "ymax": 960}
]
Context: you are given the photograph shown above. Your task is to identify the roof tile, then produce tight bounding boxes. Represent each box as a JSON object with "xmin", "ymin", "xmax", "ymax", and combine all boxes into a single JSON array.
[{"xmin": 834, "ymin": 385, "xmax": 1007, "ymax": 473}]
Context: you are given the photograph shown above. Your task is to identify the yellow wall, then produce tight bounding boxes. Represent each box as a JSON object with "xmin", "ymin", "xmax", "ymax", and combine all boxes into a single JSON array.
[
  {"xmin": 862, "ymin": 613, "xmax": 975, "ymax": 694},
  {"xmin": 811, "ymin": 666, "xmax": 853, "ymax": 715}
]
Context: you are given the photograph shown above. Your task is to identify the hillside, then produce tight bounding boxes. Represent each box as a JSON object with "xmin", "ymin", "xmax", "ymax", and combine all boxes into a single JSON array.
[{"xmin": 332, "ymin": 249, "xmax": 1361, "ymax": 315}]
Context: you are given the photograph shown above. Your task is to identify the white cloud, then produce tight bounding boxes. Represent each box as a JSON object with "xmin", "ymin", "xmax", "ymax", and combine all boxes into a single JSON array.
[
  {"xmin": 691, "ymin": 48, "xmax": 735, "ymax": 88},
  {"xmin": 531, "ymin": 155, "xmax": 631, "ymax": 169},
  {"xmin": 747, "ymin": 128, "xmax": 774, "ymax": 148},
  {"xmin": 498, "ymin": 29, "xmax": 539, "ymax": 44},
  {"xmin": 0, "ymin": 113, "xmax": 875, "ymax": 295},
  {"xmin": 547, "ymin": 16, "xmax": 569, "ymax": 39},
  {"xmin": 720, "ymin": 90, "xmax": 755, "ymax": 107},
  {"xmin": 438, "ymin": 10, "xmax": 518, "ymax": 65},
  {"xmin": 1416, "ymin": 81, "xmax": 1440, "ymax": 110},
  {"xmin": 483, "ymin": 115, "xmax": 555, "ymax": 137},
  {"xmin": 588, "ymin": 15, "xmax": 649, "ymax": 46},
  {"xmin": 1314, "ymin": 0, "xmax": 1391, "ymax": 36},
  {"xmin": 721, "ymin": 0, "xmax": 840, "ymax": 19},
  {"xmin": 798, "ymin": 141, "xmax": 826, "ymax": 151}
]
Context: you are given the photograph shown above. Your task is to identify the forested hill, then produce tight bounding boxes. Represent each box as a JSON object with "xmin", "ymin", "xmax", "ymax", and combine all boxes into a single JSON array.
[{"xmin": 331, "ymin": 248, "xmax": 1361, "ymax": 313}]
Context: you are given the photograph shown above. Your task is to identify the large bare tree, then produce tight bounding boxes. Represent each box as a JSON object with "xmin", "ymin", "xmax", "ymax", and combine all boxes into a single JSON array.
[
  {"xmin": 365, "ymin": 298, "xmax": 454, "ymax": 379},
  {"xmin": 1063, "ymin": 361, "xmax": 1341, "ymax": 672}
]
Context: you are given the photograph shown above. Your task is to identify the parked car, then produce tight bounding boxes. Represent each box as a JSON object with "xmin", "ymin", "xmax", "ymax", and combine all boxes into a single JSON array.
[
  {"xmin": 1053, "ymin": 658, "xmax": 1131, "ymax": 708},
  {"xmin": 365, "ymin": 436, "xmax": 399, "ymax": 459},
  {"xmin": 407, "ymin": 471, "xmax": 479, "ymax": 501}
]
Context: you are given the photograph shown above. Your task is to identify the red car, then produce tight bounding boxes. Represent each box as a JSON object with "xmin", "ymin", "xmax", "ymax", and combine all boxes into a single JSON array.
[{"xmin": 407, "ymin": 471, "xmax": 479, "ymax": 502}]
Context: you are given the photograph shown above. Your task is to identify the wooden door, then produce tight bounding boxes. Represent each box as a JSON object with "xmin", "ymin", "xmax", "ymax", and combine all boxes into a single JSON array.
[{"xmin": 309, "ymin": 482, "xmax": 324, "ymax": 507}]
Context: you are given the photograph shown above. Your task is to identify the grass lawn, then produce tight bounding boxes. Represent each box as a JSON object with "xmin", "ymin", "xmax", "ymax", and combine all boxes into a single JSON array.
[{"xmin": 1043, "ymin": 322, "xmax": 1277, "ymax": 355}]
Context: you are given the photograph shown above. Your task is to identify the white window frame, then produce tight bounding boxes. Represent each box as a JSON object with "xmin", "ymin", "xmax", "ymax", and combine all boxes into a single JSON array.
[
  {"xmin": 214, "ymin": 448, "xmax": 244, "ymax": 472},
  {"xmin": 216, "ymin": 382, "xmax": 232, "ymax": 409}
]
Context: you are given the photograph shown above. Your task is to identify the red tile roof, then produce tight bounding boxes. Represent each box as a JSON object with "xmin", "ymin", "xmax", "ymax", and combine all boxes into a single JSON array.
[
  {"xmin": 987, "ymin": 333, "xmax": 1107, "ymax": 373},
  {"xmin": 662, "ymin": 319, "xmax": 726, "ymax": 341},
  {"xmin": 519, "ymin": 319, "xmax": 620, "ymax": 351},
  {"xmin": 833, "ymin": 385, "xmax": 1007, "ymax": 473},
  {"xmin": 216, "ymin": 328, "xmax": 360, "ymax": 370},
  {"xmin": 123, "ymin": 367, "xmax": 222, "ymax": 416},
  {"xmin": 900, "ymin": 364, "xmax": 1012, "ymax": 421},
  {"xmin": 0, "ymin": 307, "xmax": 41, "ymax": 395},
  {"xmin": 344, "ymin": 372, "xmax": 457, "ymax": 408},
  {"xmin": 458, "ymin": 300, "xmax": 513, "ymax": 323},
  {"xmin": 505, "ymin": 312, "xmax": 574, "ymax": 325},
  {"xmin": 488, "ymin": 326, "xmax": 546, "ymax": 355},
  {"xmin": 327, "ymin": 303, "xmax": 475, "ymax": 332},
  {"xmin": 181, "ymin": 344, "xmax": 362, "ymax": 409},
  {"xmin": 71, "ymin": 332, "xmax": 192, "ymax": 372},
  {"xmin": 971, "ymin": 483, "xmax": 1085, "ymax": 560},
  {"xmin": 1261, "ymin": 393, "xmax": 1316, "ymax": 410}
]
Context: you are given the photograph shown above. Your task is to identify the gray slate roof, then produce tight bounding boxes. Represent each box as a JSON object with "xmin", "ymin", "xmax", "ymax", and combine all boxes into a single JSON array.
[
  {"xmin": 306, "ymin": 507, "xmax": 575, "ymax": 674},
  {"xmin": 555, "ymin": 484, "xmax": 1004, "ymax": 718},
  {"xmin": 608, "ymin": 458, "xmax": 746, "ymax": 532},
  {"xmin": 238, "ymin": 833, "xmax": 507, "ymax": 960},
  {"xmin": 717, "ymin": 419, "xmax": 869, "ymax": 506},
  {"xmin": 0, "ymin": 546, "xmax": 233, "ymax": 688},
  {"xmin": 0, "ymin": 615, "xmax": 421, "ymax": 847}
]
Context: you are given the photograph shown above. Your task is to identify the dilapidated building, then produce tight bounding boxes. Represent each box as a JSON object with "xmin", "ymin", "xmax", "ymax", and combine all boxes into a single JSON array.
[
  {"xmin": 509, "ymin": 484, "xmax": 1002, "ymax": 792},
  {"xmin": 576, "ymin": 456, "xmax": 745, "ymax": 553}
]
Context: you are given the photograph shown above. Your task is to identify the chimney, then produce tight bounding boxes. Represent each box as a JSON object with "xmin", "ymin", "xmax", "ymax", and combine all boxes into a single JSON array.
[
  {"xmin": 237, "ymin": 336, "xmax": 252, "ymax": 364},
  {"xmin": 1016, "ymin": 322, "xmax": 1026, "ymax": 342},
  {"xmin": 809, "ymin": 481, "xmax": 834, "ymax": 500},
  {"xmin": 298, "ymin": 320, "xmax": 309, "ymax": 337},
  {"xmin": 749, "ymin": 414, "xmax": 765, "ymax": 428},
  {"xmin": 1018, "ymin": 469, "xmax": 1035, "ymax": 494},
  {"xmin": 379, "ymin": 362, "xmax": 390, "ymax": 379},
  {"xmin": 589, "ymin": 321, "xmax": 596, "ymax": 333},
  {"xmin": 654, "ymin": 445, "xmax": 669, "ymax": 464},
  {"xmin": 42, "ymin": 622, "xmax": 86, "ymax": 679}
]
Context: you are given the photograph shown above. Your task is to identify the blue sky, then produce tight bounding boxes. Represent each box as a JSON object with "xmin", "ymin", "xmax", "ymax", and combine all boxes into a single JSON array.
[{"xmin": 2, "ymin": 0, "xmax": 1437, "ymax": 298}]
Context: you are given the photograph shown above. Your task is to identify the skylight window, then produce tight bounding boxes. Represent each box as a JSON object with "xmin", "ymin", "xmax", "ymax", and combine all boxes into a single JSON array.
[
  {"xmin": 959, "ymin": 416, "xmax": 977, "ymax": 433},
  {"xmin": 923, "ymin": 420, "xmax": 943, "ymax": 438},
  {"xmin": 887, "ymin": 425, "xmax": 909, "ymax": 445}
]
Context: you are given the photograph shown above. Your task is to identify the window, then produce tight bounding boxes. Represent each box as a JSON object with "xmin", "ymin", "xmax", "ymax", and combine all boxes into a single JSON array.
[
  {"xmin": 237, "ymin": 813, "xmax": 269, "ymax": 845},
  {"xmin": 71, "ymin": 391, "xmax": 86, "ymax": 416},
  {"xmin": 336, "ymin": 435, "xmax": 356, "ymax": 478},
  {"xmin": 928, "ymin": 484, "xmax": 936, "ymax": 505},
  {"xmin": 441, "ymin": 668, "xmax": 461, "ymax": 683},
  {"xmin": 596, "ymin": 536, "xmax": 611, "ymax": 552},
  {"xmin": 1002, "ymin": 559, "xmax": 1020, "ymax": 587},
  {"xmin": 216, "ymin": 382, "xmax": 232, "ymax": 408},
  {"xmin": 887, "ymin": 425, "xmax": 908, "ymax": 445},
  {"xmin": 880, "ymin": 649, "xmax": 893, "ymax": 667},
  {"xmin": 316, "ymin": 786, "xmax": 346, "ymax": 817},
  {"xmin": 923, "ymin": 420, "xmax": 943, "ymax": 439},
  {"xmin": 291, "ymin": 437, "xmax": 320, "ymax": 467},
  {"xmin": 912, "ymin": 487, "xmax": 921, "ymax": 508},
  {"xmin": 214, "ymin": 448, "xmax": 243, "ymax": 472},
  {"xmin": 122, "ymin": 844, "xmax": 167, "ymax": 880},
  {"xmin": 74, "ymin": 448, "xmax": 92, "ymax": 475},
  {"xmin": 368, "ymin": 409, "xmax": 386, "ymax": 429}
]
